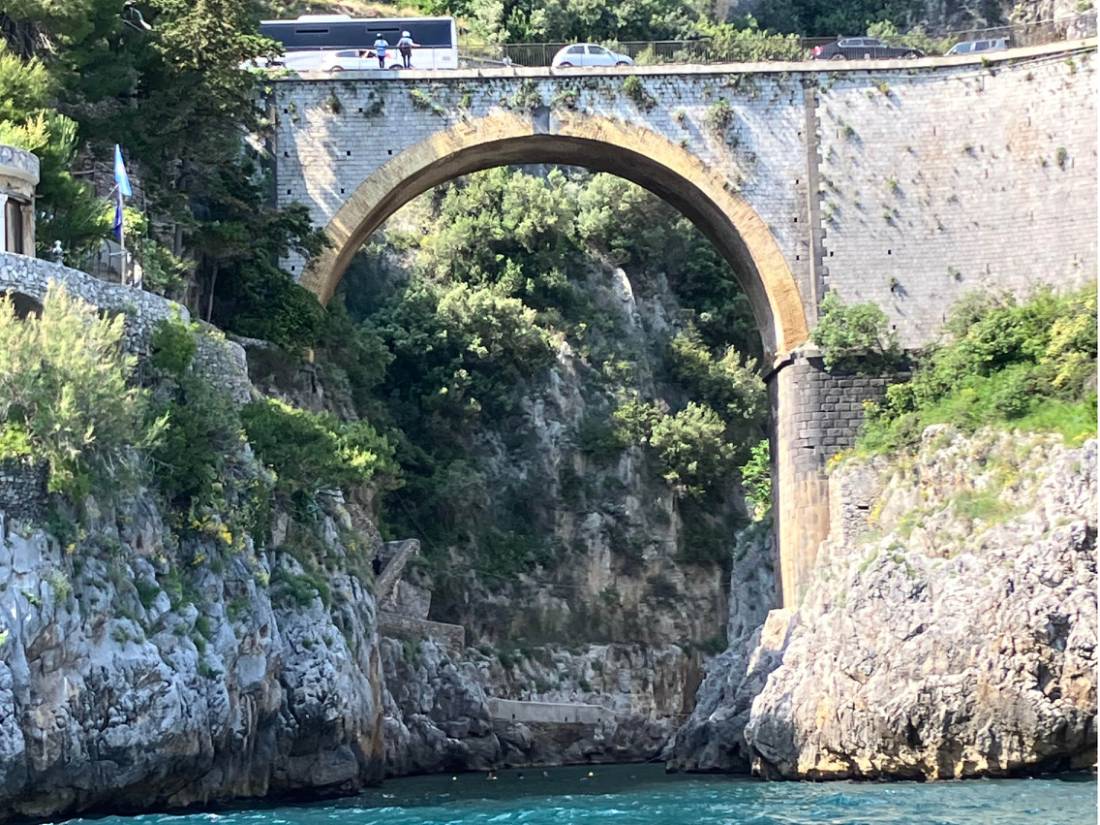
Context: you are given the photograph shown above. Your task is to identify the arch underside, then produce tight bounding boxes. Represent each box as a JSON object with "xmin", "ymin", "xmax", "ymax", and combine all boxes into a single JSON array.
[{"xmin": 300, "ymin": 113, "xmax": 809, "ymax": 359}]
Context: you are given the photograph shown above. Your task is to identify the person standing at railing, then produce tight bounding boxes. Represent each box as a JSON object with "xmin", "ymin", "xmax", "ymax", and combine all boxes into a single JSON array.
[
  {"xmin": 373, "ymin": 35, "xmax": 390, "ymax": 68},
  {"xmin": 397, "ymin": 30, "xmax": 419, "ymax": 68}
]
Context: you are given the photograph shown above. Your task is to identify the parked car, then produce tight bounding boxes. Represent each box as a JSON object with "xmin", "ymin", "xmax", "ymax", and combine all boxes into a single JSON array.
[
  {"xmin": 320, "ymin": 49, "xmax": 401, "ymax": 71},
  {"xmin": 551, "ymin": 44, "xmax": 634, "ymax": 68},
  {"xmin": 946, "ymin": 37, "xmax": 1009, "ymax": 56},
  {"xmin": 811, "ymin": 37, "xmax": 923, "ymax": 60}
]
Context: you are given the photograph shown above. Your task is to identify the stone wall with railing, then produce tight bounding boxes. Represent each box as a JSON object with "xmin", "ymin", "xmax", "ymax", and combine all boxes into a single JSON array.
[{"xmin": 0, "ymin": 252, "xmax": 252, "ymax": 405}]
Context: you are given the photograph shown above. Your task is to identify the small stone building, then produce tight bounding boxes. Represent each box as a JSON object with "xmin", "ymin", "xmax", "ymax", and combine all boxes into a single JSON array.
[{"xmin": 0, "ymin": 145, "xmax": 38, "ymax": 256}]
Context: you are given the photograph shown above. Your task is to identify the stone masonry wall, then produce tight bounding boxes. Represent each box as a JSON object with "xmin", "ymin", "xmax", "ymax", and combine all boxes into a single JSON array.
[
  {"xmin": 487, "ymin": 698, "xmax": 616, "ymax": 725},
  {"xmin": 0, "ymin": 252, "xmax": 179, "ymax": 352},
  {"xmin": 768, "ymin": 355, "xmax": 898, "ymax": 605},
  {"xmin": 816, "ymin": 48, "xmax": 1097, "ymax": 346},
  {"xmin": 775, "ymin": 355, "xmax": 899, "ymax": 477},
  {"xmin": 0, "ymin": 252, "xmax": 252, "ymax": 404},
  {"xmin": 0, "ymin": 459, "xmax": 47, "ymax": 524},
  {"xmin": 271, "ymin": 41, "xmax": 1097, "ymax": 352},
  {"xmin": 378, "ymin": 610, "xmax": 466, "ymax": 652}
]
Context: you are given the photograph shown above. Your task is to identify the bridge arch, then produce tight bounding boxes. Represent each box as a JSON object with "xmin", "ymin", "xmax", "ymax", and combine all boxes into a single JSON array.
[{"xmin": 298, "ymin": 111, "xmax": 809, "ymax": 360}]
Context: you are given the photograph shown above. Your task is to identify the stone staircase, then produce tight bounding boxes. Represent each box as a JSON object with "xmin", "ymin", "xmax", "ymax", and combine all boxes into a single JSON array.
[{"xmin": 374, "ymin": 538, "xmax": 466, "ymax": 652}]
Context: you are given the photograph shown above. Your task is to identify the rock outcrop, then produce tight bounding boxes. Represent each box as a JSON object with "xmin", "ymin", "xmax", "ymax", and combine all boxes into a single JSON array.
[
  {"xmin": 673, "ymin": 426, "xmax": 1096, "ymax": 779},
  {"xmin": 670, "ymin": 427, "xmax": 1096, "ymax": 779},
  {"xmin": 0, "ymin": 491, "xmax": 386, "ymax": 820},
  {"xmin": 381, "ymin": 636, "xmax": 700, "ymax": 774},
  {"xmin": 0, "ymin": 302, "xmax": 388, "ymax": 820},
  {"xmin": 663, "ymin": 520, "xmax": 778, "ymax": 772}
]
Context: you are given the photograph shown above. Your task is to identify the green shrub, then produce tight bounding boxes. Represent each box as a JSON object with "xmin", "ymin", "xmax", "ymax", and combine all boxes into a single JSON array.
[
  {"xmin": 271, "ymin": 565, "xmax": 331, "ymax": 607},
  {"xmin": 622, "ymin": 76, "xmax": 656, "ymax": 110},
  {"xmin": 135, "ymin": 579, "xmax": 161, "ymax": 610},
  {"xmin": 667, "ymin": 326, "xmax": 765, "ymax": 430},
  {"xmin": 866, "ymin": 21, "xmax": 952, "ymax": 55},
  {"xmin": 241, "ymin": 398, "xmax": 398, "ymax": 499},
  {"xmin": 0, "ymin": 423, "xmax": 32, "ymax": 459},
  {"xmin": 812, "ymin": 292, "xmax": 902, "ymax": 373},
  {"xmin": 696, "ymin": 20, "xmax": 804, "ymax": 62},
  {"xmin": 576, "ymin": 412, "xmax": 626, "ymax": 459},
  {"xmin": 0, "ymin": 284, "xmax": 160, "ymax": 500},
  {"xmin": 44, "ymin": 568, "xmax": 71, "ymax": 601},
  {"xmin": 508, "ymin": 79, "xmax": 543, "ymax": 111},
  {"xmin": 150, "ymin": 373, "xmax": 245, "ymax": 509},
  {"xmin": 705, "ymin": 99, "xmax": 733, "ymax": 133},
  {"xmin": 649, "ymin": 402, "xmax": 737, "ymax": 498},
  {"xmin": 150, "ymin": 315, "xmax": 198, "ymax": 378},
  {"xmin": 740, "ymin": 439, "xmax": 771, "ymax": 520},
  {"xmin": 860, "ymin": 284, "xmax": 1097, "ymax": 452},
  {"xmin": 611, "ymin": 396, "xmax": 662, "ymax": 446},
  {"xmin": 216, "ymin": 265, "xmax": 327, "ymax": 353}
]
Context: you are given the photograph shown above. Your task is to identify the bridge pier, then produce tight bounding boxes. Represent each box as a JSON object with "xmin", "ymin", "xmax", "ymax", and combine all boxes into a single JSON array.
[{"xmin": 769, "ymin": 352, "xmax": 898, "ymax": 605}]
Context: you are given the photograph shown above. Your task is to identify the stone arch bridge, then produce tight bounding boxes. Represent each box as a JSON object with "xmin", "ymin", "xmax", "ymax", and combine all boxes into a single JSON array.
[{"xmin": 267, "ymin": 41, "xmax": 1097, "ymax": 604}]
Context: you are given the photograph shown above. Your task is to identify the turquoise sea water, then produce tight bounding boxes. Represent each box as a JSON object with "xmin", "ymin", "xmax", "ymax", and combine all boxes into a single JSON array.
[{"xmin": 64, "ymin": 765, "xmax": 1096, "ymax": 825}]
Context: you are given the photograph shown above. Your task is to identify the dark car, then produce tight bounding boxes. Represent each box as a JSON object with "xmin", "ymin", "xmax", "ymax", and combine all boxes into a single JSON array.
[{"xmin": 811, "ymin": 37, "xmax": 924, "ymax": 60}]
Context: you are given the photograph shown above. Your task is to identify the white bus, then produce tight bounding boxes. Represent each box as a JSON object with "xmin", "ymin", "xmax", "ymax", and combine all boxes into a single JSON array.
[{"xmin": 259, "ymin": 15, "xmax": 459, "ymax": 71}]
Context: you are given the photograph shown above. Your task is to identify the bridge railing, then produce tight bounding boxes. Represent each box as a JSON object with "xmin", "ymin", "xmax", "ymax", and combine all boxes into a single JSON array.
[{"xmin": 458, "ymin": 12, "xmax": 1096, "ymax": 68}]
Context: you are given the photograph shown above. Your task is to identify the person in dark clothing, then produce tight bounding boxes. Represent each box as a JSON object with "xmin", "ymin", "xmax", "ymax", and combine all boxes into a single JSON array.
[{"xmin": 397, "ymin": 30, "xmax": 418, "ymax": 68}]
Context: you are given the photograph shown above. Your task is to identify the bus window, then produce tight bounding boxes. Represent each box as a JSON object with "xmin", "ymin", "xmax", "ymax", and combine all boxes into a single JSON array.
[{"xmin": 261, "ymin": 16, "xmax": 458, "ymax": 70}]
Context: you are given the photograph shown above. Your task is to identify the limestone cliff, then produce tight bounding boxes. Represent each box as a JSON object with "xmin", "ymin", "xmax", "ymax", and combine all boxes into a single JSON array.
[
  {"xmin": 0, "ymin": 489, "xmax": 386, "ymax": 819},
  {"xmin": 663, "ymin": 520, "xmax": 778, "ymax": 772},
  {"xmin": 380, "ymin": 637, "xmax": 700, "ymax": 775},
  {"xmin": 401, "ymin": 265, "xmax": 739, "ymax": 652},
  {"xmin": 673, "ymin": 426, "xmax": 1097, "ymax": 779},
  {"xmin": 0, "ymin": 303, "xmax": 389, "ymax": 820}
]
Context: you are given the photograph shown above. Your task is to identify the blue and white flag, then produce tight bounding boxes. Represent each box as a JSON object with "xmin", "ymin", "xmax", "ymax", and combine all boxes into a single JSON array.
[{"xmin": 113, "ymin": 144, "xmax": 132, "ymax": 198}]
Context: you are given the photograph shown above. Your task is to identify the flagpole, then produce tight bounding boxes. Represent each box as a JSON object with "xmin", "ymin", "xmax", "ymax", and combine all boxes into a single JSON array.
[
  {"xmin": 118, "ymin": 191, "xmax": 128, "ymax": 287},
  {"xmin": 113, "ymin": 145, "xmax": 134, "ymax": 288}
]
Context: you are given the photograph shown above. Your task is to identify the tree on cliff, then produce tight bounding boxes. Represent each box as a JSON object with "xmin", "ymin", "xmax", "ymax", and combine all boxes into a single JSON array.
[{"xmin": 0, "ymin": 0, "xmax": 320, "ymax": 329}]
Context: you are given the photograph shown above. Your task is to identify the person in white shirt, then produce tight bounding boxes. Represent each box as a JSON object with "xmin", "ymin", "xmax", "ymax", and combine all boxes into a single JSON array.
[{"xmin": 372, "ymin": 36, "xmax": 389, "ymax": 68}]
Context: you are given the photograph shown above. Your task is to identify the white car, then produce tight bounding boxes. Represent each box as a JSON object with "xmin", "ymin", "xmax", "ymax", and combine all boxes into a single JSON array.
[
  {"xmin": 320, "ymin": 49, "xmax": 400, "ymax": 71},
  {"xmin": 551, "ymin": 44, "xmax": 634, "ymax": 68}
]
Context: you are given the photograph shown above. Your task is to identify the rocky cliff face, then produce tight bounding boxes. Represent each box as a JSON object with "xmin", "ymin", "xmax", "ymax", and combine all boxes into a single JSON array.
[
  {"xmin": 672, "ymin": 426, "xmax": 1097, "ymax": 779},
  {"xmin": 663, "ymin": 520, "xmax": 778, "ymax": 772},
  {"xmin": 381, "ymin": 637, "xmax": 700, "ymax": 775},
  {"xmin": 0, "ymin": 310, "xmax": 390, "ymax": 821},
  {"xmin": 0, "ymin": 491, "xmax": 385, "ymax": 819},
  {"xmin": 411, "ymin": 266, "xmax": 737, "ymax": 653}
]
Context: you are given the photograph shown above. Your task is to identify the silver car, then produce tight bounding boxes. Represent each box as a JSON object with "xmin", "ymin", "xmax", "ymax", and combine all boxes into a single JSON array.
[
  {"xmin": 946, "ymin": 37, "xmax": 1009, "ymax": 56},
  {"xmin": 551, "ymin": 43, "xmax": 633, "ymax": 68}
]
